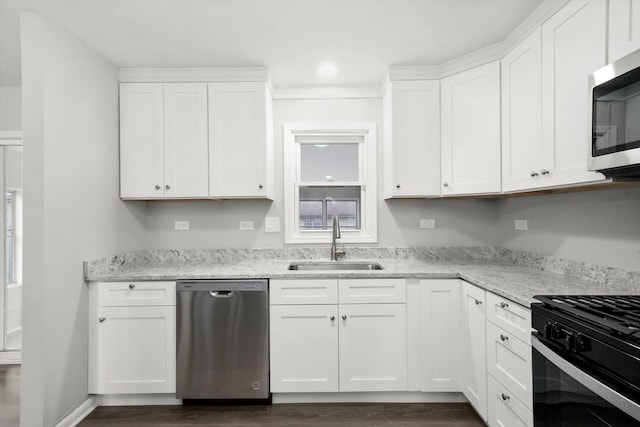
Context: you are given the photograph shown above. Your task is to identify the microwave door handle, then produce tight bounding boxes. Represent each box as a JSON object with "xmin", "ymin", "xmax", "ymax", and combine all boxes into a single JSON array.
[{"xmin": 532, "ymin": 336, "xmax": 640, "ymax": 422}]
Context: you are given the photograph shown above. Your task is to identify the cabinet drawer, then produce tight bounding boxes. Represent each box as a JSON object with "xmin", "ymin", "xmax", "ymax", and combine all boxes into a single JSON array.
[
  {"xmin": 486, "ymin": 321, "xmax": 532, "ymax": 409},
  {"xmin": 487, "ymin": 375, "xmax": 533, "ymax": 427},
  {"xmin": 339, "ymin": 279, "xmax": 406, "ymax": 304},
  {"xmin": 97, "ymin": 281, "xmax": 176, "ymax": 307},
  {"xmin": 486, "ymin": 292, "xmax": 531, "ymax": 343},
  {"xmin": 270, "ymin": 279, "xmax": 338, "ymax": 305}
]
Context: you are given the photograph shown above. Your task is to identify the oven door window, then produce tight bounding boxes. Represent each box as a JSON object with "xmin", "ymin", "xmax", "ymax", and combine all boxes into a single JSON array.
[{"xmin": 533, "ymin": 344, "xmax": 640, "ymax": 426}]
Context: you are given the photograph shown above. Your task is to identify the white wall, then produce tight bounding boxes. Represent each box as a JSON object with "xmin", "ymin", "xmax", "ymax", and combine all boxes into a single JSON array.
[
  {"xmin": 20, "ymin": 12, "xmax": 148, "ymax": 427},
  {"xmin": 144, "ymin": 98, "xmax": 498, "ymax": 249},
  {"xmin": 495, "ymin": 187, "xmax": 640, "ymax": 271},
  {"xmin": 0, "ymin": 86, "xmax": 21, "ymax": 130}
]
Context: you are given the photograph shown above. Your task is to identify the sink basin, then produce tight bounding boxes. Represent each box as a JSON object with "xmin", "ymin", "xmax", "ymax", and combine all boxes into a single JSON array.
[{"xmin": 287, "ymin": 262, "xmax": 384, "ymax": 271}]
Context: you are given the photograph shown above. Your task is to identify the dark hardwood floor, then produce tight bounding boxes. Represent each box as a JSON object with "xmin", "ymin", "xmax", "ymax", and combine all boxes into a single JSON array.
[
  {"xmin": 0, "ymin": 364, "xmax": 20, "ymax": 427},
  {"xmin": 79, "ymin": 402, "xmax": 485, "ymax": 426}
]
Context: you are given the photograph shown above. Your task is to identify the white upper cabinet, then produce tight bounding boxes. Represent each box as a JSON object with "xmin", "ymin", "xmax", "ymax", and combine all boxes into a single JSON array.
[
  {"xmin": 501, "ymin": 28, "xmax": 544, "ymax": 192},
  {"xmin": 441, "ymin": 61, "xmax": 502, "ymax": 196},
  {"xmin": 208, "ymin": 82, "xmax": 274, "ymax": 199},
  {"xmin": 120, "ymin": 82, "xmax": 209, "ymax": 199},
  {"xmin": 383, "ymin": 80, "xmax": 441, "ymax": 198},
  {"xmin": 541, "ymin": 0, "xmax": 606, "ymax": 187},
  {"xmin": 609, "ymin": 0, "xmax": 640, "ymax": 63}
]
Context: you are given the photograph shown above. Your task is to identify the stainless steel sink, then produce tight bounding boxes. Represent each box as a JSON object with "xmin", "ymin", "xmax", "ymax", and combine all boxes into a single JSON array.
[{"xmin": 287, "ymin": 262, "xmax": 384, "ymax": 271}]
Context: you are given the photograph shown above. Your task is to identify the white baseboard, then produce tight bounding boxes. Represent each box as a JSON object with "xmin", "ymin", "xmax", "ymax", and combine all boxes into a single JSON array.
[
  {"xmin": 55, "ymin": 397, "xmax": 97, "ymax": 427},
  {"xmin": 0, "ymin": 351, "xmax": 21, "ymax": 364},
  {"xmin": 272, "ymin": 392, "xmax": 467, "ymax": 404},
  {"xmin": 97, "ymin": 394, "xmax": 182, "ymax": 406}
]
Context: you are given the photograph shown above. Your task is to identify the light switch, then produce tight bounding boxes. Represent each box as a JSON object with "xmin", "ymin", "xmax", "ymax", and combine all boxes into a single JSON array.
[
  {"xmin": 515, "ymin": 220, "xmax": 528, "ymax": 231},
  {"xmin": 265, "ymin": 217, "xmax": 280, "ymax": 233},
  {"xmin": 420, "ymin": 219, "xmax": 435, "ymax": 229}
]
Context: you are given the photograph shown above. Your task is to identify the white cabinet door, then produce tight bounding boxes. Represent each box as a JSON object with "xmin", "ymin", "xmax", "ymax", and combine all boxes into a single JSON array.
[
  {"xmin": 93, "ymin": 306, "xmax": 176, "ymax": 394},
  {"xmin": 383, "ymin": 80, "xmax": 441, "ymax": 198},
  {"xmin": 541, "ymin": 0, "xmax": 607, "ymax": 187},
  {"xmin": 461, "ymin": 281, "xmax": 488, "ymax": 421},
  {"xmin": 609, "ymin": 0, "xmax": 640, "ymax": 63},
  {"xmin": 270, "ymin": 305, "xmax": 339, "ymax": 392},
  {"xmin": 502, "ymin": 28, "xmax": 544, "ymax": 192},
  {"xmin": 441, "ymin": 61, "xmax": 501, "ymax": 196},
  {"xmin": 163, "ymin": 83, "xmax": 209, "ymax": 198},
  {"xmin": 487, "ymin": 375, "xmax": 533, "ymax": 427},
  {"xmin": 120, "ymin": 83, "xmax": 164, "ymax": 199},
  {"xmin": 419, "ymin": 280, "xmax": 461, "ymax": 392},
  {"xmin": 209, "ymin": 82, "xmax": 273, "ymax": 199},
  {"xmin": 339, "ymin": 304, "xmax": 407, "ymax": 392}
]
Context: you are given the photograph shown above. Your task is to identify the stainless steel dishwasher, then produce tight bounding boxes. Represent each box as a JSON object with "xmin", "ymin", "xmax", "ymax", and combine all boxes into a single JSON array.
[{"xmin": 176, "ymin": 279, "xmax": 269, "ymax": 402}]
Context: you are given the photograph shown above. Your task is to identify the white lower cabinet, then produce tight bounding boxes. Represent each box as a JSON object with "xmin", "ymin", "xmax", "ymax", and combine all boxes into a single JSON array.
[
  {"xmin": 419, "ymin": 280, "xmax": 461, "ymax": 392},
  {"xmin": 89, "ymin": 281, "xmax": 177, "ymax": 395},
  {"xmin": 461, "ymin": 281, "xmax": 488, "ymax": 421},
  {"xmin": 488, "ymin": 375, "xmax": 533, "ymax": 427},
  {"xmin": 269, "ymin": 279, "xmax": 408, "ymax": 393}
]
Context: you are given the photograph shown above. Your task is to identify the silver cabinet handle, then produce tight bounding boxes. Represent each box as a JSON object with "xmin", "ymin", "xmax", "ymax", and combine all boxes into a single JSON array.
[
  {"xmin": 500, "ymin": 334, "xmax": 509, "ymax": 341},
  {"xmin": 330, "ymin": 316, "xmax": 335, "ymax": 321},
  {"xmin": 396, "ymin": 185, "xmax": 400, "ymax": 189},
  {"xmin": 501, "ymin": 393, "xmax": 510, "ymax": 401},
  {"xmin": 129, "ymin": 283, "xmax": 135, "ymax": 289},
  {"xmin": 155, "ymin": 185, "xmax": 161, "ymax": 190},
  {"xmin": 443, "ymin": 182, "xmax": 449, "ymax": 187},
  {"xmin": 500, "ymin": 301, "xmax": 509, "ymax": 308},
  {"xmin": 98, "ymin": 317, "xmax": 106, "ymax": 323},
  {"xmin": 531, "ymin": 171, "xmax": 539, "ymax": 177},
  {"xmin": 475, "ymin": 299, "xmax": 482, "ymax": 305},
  {"xmin": 342, "ymin": 315, "xmax": 347, "ymax": 320},
  {"xmin": 259, "ymin": 184, "xmax": 263, "ymax": 189},
  {"xmin": 541, "ymin": 169, "xmax": 550, "ymax": 175},
  {"xmin": 165, "ymin": 185, "xmax": 171, "ymax": 190}
]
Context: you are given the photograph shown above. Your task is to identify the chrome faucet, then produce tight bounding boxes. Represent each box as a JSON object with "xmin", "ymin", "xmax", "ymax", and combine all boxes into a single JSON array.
[{"xmin": 331, "ymin": 216, "xmax": 346, "ymax": 261}]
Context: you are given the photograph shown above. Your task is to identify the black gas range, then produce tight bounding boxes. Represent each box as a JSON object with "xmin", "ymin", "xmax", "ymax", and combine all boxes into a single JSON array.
[{"xmin": 531, "ymin": 295, "xmax": 640, "ymax": 426}]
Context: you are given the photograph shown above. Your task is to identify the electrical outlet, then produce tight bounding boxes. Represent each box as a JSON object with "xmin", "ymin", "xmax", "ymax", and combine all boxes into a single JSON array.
[
  {"xmin": 174, "ymin": 221, "xmax": 190, "ymax": 231},
  {"xmin": 515, "ymin": 220, "xmax": 528, "ymax": 231},
  {"xmin": 420, "ymin": 219, "xmax": 435, "ymax": 229},
  {"xmin": 265, "ymin": 217, "xmax": 280, "ymax": 233},
  {"xmin": 239, "ymin": 221, "xmax": 254, "ymax": 231}
]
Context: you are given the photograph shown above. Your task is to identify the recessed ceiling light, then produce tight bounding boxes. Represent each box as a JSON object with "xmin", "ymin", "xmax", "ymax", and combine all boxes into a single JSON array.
[{"xmin": 317, "ymin": 63, "xmax": 338, "ymax": 77}]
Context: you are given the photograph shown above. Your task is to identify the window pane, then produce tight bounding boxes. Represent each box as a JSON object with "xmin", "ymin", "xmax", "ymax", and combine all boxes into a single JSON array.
[
  {"xmin": 6, "ymin": 192, "xmax": 14, "ymax": 283},
  {"xmin": 300, "ymin": 143, "xmax": 359, "ymax": 182},
  {"xmin": 299, "ymin": 200, "xmax": 323, "ymax": 230},
  {"xmin": 299, "ymin": 186, "xmax": 360, "ymax": 231}
]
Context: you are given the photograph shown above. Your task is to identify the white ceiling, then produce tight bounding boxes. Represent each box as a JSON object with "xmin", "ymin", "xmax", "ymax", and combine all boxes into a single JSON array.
[{"xmin": 0, "ymin": 0, "xmax": 543, "ymax": 89}]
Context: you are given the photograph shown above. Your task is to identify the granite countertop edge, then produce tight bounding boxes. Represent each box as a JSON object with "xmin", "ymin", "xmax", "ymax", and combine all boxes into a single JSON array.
[{"xmin": 84, "ymin": 249, "xmax": 640, "ymax": 308}]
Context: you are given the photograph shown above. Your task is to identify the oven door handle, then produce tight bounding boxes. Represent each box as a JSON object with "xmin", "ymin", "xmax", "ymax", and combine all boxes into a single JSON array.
[{"xmin": 532, "ymin": 335, "xmax": 640, "ymax": 422}]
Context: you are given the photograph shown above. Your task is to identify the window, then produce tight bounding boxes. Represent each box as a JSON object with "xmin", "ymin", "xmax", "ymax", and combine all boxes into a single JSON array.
[
  {"xmin": 5, "ymin": 191, "xmax": 15, "ymax": 284},
  {"xmin": 283, "ymin": 124, "xmax": 377, "ymax": 243}
]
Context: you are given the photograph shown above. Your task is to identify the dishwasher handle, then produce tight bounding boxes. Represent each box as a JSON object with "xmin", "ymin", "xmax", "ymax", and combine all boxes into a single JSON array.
[{"xmin": 209, "ymin": 290, "xmax": 234, "ymax": 298}]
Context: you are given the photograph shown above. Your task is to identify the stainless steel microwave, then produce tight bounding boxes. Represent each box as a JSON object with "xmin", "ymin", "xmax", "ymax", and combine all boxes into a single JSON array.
[{"xmin": 589, "ymin": 48, "xmax": 640, "ymax": 179}]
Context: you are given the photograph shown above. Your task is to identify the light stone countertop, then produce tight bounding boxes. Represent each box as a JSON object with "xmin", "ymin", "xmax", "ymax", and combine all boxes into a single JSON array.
[{"xmin": 84, "ymin": 247, "xmax": 640, "ymax": 308}]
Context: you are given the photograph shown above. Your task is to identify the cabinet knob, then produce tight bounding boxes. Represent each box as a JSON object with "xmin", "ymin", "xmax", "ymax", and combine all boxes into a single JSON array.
[
  {"xmin": 165, "ymin": 185, "xmax": 171, "ymax": 190},
  {"xmin": 501, "ymin": 393, "xmax": 510, "ymax": 401},
  {"xmin": 475, "ymin": 299, "xmax": 482, "ymax": 305},
  {"xmin": 500, "ymin": 301, "xmax": 509, "ymax": 309},
  {"xmin": 443, "ymin": 182, "xmax": 449, "ymax": 187},
  {"xmin": 541, "ymin": 169, "xmax": 550, "ymax": 175},
  {"xmin": 258, "ymin": 184, "xmax": 263, "ymax": 189},
  {"xmin": 500, "ymin": 334, "xmax": 509, "ymax": 342},
  {"xmin": 396, "ymin": 185, "xmax": 400, "ymax": 189},
  {"xmin": 129, "ymin": 283, "xmax": 135, "ymax": 289},
  {"xmin": 531, "ymin": 171, "xmax": 539, "ymax": 177},
  {"xmin": 98, "ymin": 317, "xmax": 106, "ymax": 323},
  {"xmin": 155, "ymin": 185, "xmax": 161, "ymax": 190},
  {"xmin": 342, "ymin": 315, "xmax": 347, "ymax": 320},
  {"xmin": 330, "ymin": 316, "xmax": 335, "ymax": 321}
]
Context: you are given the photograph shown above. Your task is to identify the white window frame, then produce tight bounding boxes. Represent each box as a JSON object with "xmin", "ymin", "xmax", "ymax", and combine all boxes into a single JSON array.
[{"xmin": 283, "ymin": 123, "xmax": 377, "ymax": 244}]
